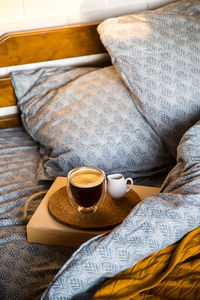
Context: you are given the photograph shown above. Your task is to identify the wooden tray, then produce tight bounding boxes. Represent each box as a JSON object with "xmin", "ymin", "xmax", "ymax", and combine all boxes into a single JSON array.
[
  {"xmin": 27, "ymin": 177, "xmax": 160, "ymax": 247},
  {"xmin": 48, "ymin": 186, "xmax": 141, "ymax": 231}
]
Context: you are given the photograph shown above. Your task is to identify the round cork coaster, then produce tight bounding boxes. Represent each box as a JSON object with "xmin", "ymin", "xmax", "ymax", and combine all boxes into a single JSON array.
[{"xmin": 48, "ymin": 186, "xmax": 141, "ymax": 231}]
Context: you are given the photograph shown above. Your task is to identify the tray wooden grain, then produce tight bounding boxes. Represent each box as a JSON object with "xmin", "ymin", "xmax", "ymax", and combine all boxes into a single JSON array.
[{"xmin": 48, "ymin": 186, "xmax": 141, "ymax": 230}]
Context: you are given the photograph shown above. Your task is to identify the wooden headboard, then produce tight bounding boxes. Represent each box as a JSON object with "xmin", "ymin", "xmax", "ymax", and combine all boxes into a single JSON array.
[{"xmin": 0, "ymin": 22, "xmax": 107, "ymax": 129}]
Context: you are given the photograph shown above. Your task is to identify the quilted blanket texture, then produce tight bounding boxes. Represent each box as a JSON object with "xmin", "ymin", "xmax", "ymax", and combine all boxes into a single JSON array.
[{"xmin": 93, "ymin": 226, "xmax": 200, "ymax": 299}]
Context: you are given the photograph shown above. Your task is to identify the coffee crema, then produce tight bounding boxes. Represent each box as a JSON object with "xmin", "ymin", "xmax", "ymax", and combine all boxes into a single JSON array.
[{"xmin": 69, "ymin": 169, "xmax": 104, "ymax": 187}]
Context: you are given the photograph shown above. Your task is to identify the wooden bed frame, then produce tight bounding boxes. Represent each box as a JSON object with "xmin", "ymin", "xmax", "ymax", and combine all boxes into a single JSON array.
[{"xmin": 0, "ymin": 23, "xmax": 107, "ymax": 129}]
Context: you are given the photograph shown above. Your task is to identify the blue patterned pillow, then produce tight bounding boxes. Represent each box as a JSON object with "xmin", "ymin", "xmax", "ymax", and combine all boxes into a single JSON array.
[
  {"xmin": 11, "ymin": 66, "xmax": 174, "ymax": 183},
  {"xmin": 98, "ymin": 0, "xmax": 200, "ymax": 157}
]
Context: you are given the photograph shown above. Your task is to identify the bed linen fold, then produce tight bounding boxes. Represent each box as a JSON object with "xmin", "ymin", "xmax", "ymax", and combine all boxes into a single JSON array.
[
  {"xmin": 93, "ymin": 226, "xmax": 200, "ymax": 299},
  {"xmin": 42, "ymin": 120, "xmax": 200, "ymax": 300}
]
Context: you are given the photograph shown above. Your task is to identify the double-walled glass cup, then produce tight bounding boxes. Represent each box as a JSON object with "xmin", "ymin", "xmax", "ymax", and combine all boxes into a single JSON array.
[{"xmin": 67, "ymin": 166, "xmax": 106, "ymax": 214}]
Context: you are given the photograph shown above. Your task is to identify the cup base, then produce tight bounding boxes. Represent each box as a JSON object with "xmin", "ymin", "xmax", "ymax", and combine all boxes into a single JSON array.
[{"xmin": 78, "ymin": 206, "xmax": 97, "ymax": 214}]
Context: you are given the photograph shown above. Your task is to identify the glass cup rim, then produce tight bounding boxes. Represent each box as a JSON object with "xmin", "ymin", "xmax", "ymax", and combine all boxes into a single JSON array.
[{"xmin": 68, "ymin": 166, "xmax": 106, "ymax": 181}]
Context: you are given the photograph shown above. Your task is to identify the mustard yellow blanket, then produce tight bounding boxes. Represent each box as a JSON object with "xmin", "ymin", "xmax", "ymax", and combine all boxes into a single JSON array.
[{"xmin": 94, "ymin": 227, "xmax": 200, "ymax": 300}]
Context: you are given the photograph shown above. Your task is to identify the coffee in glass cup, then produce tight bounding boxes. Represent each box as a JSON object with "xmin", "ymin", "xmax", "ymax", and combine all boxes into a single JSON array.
[{"xmin": 67, "ymin": 166, "xmax": 106, "ymax": 213}]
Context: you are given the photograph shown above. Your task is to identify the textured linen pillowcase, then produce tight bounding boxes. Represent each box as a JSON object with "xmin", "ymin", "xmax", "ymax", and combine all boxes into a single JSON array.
[
  {"xmin": 11, "ymin": 66, "xmax": 174, "ymax": 183},
  {"xmin": 98, "ymin": 0, "xmax": 200, "ymax": 157}
]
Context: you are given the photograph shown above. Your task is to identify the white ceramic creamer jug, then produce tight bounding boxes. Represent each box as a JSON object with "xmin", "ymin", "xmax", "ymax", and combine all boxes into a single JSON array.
[{"xmin": 107, "ymin": 174, "xmax": 133, "ymax": 199}]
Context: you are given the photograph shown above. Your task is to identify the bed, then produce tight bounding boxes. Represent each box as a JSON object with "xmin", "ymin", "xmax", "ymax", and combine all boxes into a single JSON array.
[{"xmin": 0, "ymin": 0, "xmax": 200, "ymax": 299}]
